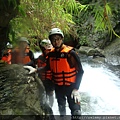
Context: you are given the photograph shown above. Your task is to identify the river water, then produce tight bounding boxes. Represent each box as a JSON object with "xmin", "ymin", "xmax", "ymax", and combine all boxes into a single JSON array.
[
  {"xmin": 34, "ymin": 52, "xmax": 120, "ymax": 115},
  {"xmin": 52, "ymin": 62, "xmax": 120, "ymax": 115}
]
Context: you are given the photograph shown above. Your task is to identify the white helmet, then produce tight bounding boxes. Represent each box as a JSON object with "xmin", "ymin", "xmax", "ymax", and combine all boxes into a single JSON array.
[
  {"xmin": 18, "ymin": 37, "xmax": 30, "ymax": 45},
  {"xmin": 7, "ymin": 42, "xmax": 13, "ymax": 49},
  {"xmin": 40, "ymin": 39, "xmax": 53, "ymax": 50},
  {"xmin": 49, "ymin": 28, "xmax": 64, "ymax": 39}
]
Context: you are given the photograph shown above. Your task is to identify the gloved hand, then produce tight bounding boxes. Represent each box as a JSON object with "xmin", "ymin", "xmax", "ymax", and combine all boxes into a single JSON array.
[
  {"xmin": 23, "ymin": 66, "xmax": 37, "ymax": 74},
  {"xmin": 71, "ymin": 89, "xmax": 81, "ymax": 104}
]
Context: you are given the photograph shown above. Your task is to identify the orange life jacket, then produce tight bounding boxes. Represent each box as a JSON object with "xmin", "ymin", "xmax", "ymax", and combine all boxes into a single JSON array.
[
  {"xmin": 11, "ymin": 46, "xmax": 31, "ymax": 64},
  {"xmin": 37, "ymin": 54, "xmax": 51, "ymax": 80},
  {"xmin": 49, "ymin": 45, "xmax": 77, "ymax": 85},
  {"xmin": 2, "ymin": 49, "xmax": 11, "ymax": 64}
]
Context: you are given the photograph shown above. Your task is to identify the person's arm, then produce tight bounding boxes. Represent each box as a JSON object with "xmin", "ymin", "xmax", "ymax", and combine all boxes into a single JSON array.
[
  {"xmin": 37, "ymin": 56, "xmax": 50, "ymax": 72},
  {"xmin": 24, "ymin": 55, "xmax": 50, "ymax": 74},
  {"xmin": 25, "ymin": 59, "xmax": 36, "ymax": 67},
  {"xmin": 69, "ymin": 50, "xmax": 84, "ymax": 90}
]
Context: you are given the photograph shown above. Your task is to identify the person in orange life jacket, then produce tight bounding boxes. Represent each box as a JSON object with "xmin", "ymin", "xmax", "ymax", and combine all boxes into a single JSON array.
[
  {"xmin": 11, "ymin": 37, "xmax": 34, "ymax": 65},
  {"xmin": 25, "ymin": 39, "xmax": 55, "ymax": 107},
  {"xmin": 24, "ymin": 28, "xmax": 84, "ymax": 117},
  {"xmin": 1, "ymin": 42, "xmax": 12, "ymax": 64}
]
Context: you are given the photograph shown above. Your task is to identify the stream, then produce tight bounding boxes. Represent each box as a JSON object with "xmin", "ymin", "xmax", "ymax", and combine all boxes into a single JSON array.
[
  {"xmin": 52, "ymin": 62, "xmax": 120, "ymax": 115},
  {"xmin": 34, "ymin": 52, "xmax": 120, "ymax": 116}
]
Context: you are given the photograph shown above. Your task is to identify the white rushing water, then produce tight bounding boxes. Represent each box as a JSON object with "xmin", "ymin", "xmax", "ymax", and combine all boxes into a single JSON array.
[
  {"xmin": 34, "ymin": 52, "xmax": 120, "ymax": 115},
  {"xmin": 52, "ymin": 63, "xmax": 120, "ymax": 115}
]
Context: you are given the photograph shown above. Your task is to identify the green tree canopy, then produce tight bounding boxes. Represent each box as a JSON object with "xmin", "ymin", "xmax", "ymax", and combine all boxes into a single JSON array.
[
  {"xmin": 0, "ymin": 0, "xmax": 120, "ymax": 55},
  {"xmin": 9, "ymin": 0, "xmax": 86, "ymax": 48}
]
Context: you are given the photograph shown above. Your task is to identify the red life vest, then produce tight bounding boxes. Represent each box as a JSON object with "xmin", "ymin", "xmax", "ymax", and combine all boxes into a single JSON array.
[
  {"xmin": 11, "ymin": 46, "xmax": 31, "ymax": 64},
  {"xmin": 37, "ymin": 54, "xmax": 51, "ymax": 80},
  {"xmin": 2, "ymin": 49, "xmax": 11, "ymax": 64},
  {"xmin": 49, "ymin": 45, "xmax": 77, "ymax": 85}
]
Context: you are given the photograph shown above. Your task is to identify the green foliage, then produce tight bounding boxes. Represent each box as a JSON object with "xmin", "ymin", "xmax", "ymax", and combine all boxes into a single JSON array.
[
  {"xmin": 93, "ymin": 2, "xmax": 113, "ymax": 33},
  {"xmin": 72, "ymin": 0, "xmax": 120, "ymax": 48},
  {"xmin": 79, "ymin": 36, "xmax": 89, "ymax": 46},
  {"xmin": 94, "ymin": 5, "xmax": 104, "ymax": 31},
  {"xmin": 9, "ymin": 0, "xmax": 86, "ymax": 50},
  {"xmin": 93, "ymin": 1, "xmax": 120, "ymax": 38},
  {"xmin": 6, "ymin": 0, "xmax": 120, "ymax": 50}
]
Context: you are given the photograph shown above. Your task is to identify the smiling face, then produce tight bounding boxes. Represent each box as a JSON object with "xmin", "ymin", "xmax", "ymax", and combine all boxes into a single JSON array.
[{"xmin": 50, "ymin": 34, "xmax": 63, "ymax": 49}]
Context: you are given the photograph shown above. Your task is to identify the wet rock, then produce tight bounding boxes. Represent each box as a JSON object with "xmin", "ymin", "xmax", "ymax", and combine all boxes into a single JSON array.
[
  {"xmin": 78, "ymin": 46, "xmax": 105, "ymax": 64},
  {"xmin": 79, "ymin": 46, "xmax": 105, "ymax": 57},
  {"xmin": 0, "ymin": 63, "xmax": 55, "ymax": 120}
]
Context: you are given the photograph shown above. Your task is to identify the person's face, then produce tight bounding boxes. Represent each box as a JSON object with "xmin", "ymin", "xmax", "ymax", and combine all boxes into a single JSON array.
[
  {"xmin": 50, "ymin": 35, "xmax": 63, "ymax": 48},
  {"xmin": 19, "ymin": 41, "xmax": 28, "ymax": 50}
]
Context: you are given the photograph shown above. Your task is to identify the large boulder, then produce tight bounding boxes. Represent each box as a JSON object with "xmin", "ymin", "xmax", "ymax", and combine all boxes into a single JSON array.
[
  {"xmin": 0, "ymin": 63, "xmax": 55, "ymax": 120},
  {"xmin": 78, "ymin": 46, "xmax": 104, "ymax": 57},
  {"xmin": 78, "ymin": 37, "xmax": 120, "ymax": 66},
  {"xmin": 78, "ymin": 46, "xmax": 105, "ymax": 63}
]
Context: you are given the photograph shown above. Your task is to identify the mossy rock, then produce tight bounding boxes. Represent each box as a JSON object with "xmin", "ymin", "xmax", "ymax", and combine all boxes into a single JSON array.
[{"xmin": 0, "ymin": 63, "xmax": 55, "ymax": 120}]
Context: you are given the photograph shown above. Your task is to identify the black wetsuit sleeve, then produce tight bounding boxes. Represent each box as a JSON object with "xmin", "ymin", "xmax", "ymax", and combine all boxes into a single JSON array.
[
  {"xmin": 37, "ymin": 56, "xmax": 50, "ymax": 72},
  {"xmin": 25, "ymin": 60, "xmax": 35, "ymax": 67},
  {"xmin": 25, "ymin": 58, "xmax": 37, "ymax": 68},
  {"xmin": 70, "ymin": 50, "xmax": 84, "ymax": 90}
]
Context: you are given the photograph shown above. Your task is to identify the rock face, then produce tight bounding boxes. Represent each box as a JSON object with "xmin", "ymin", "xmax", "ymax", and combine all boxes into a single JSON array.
[
  {"xmin": 0, "ymin": 63, "xmax": 55, "ymax": 120},
  {"xmin": 0, "ymin": 0, "xmax": 20, "ymax": 59},
  {"xmin": 78, "ymin": 38, "xmax": 120, "ymax": 66},
  {"xmin": 103, "ymin": 38, "xmax": 120, "ymax": 65}
]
